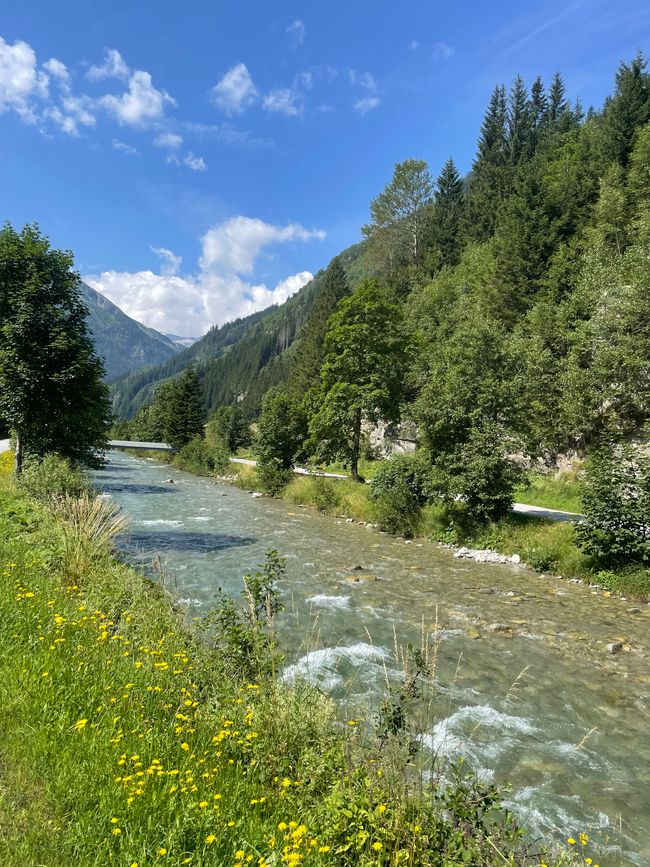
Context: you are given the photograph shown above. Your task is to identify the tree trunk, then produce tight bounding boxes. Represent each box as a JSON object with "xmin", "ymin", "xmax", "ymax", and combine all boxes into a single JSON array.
[
  {"xmin": 14, "ymin": 429, "xmax": 23, "ymax": 475},
  {"xmin": 350, "ymin": 409, "xmax": 362, "ymax": 482}
]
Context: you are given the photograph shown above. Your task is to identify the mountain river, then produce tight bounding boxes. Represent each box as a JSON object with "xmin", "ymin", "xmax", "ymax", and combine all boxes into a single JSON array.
[{"xmin": 95, "ymin": 451, "xmax": 650, "ymax": 865}]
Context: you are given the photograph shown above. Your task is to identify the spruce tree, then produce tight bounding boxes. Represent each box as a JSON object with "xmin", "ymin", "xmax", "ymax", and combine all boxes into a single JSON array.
[
  {"xmin": 547, "ymin": 72, "xmax": 569, "ymax": 127},
  {"xmin": 530, "ymin": 76, "xmax": 548, "ymax": 141},
  {"xmin": 600, "ymin": 52, "xmax": 650, "ymax": 166},
  {"xmin": 289, "ymin": 257, "xmax": 349, "ymax": 395},
  {"xmin": 466, "ymin": 84, "xmax": 509, "ymax": 240},
  {"xmin": 507, "ymin": 75, "xmax": 533, "ymax": 165},
  {"xmin": 430, "ymin": 158, "xmax": 465, "ymax": 267}
]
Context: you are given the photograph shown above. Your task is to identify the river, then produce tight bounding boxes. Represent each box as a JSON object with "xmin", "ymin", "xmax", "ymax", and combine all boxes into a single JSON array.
[{"xmin": 95, "ymin": 451, "xmax": 650, "ymax": 865}]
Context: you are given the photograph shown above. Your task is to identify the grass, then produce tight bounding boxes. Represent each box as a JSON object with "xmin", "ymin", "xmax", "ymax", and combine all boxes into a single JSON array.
[
  {"xmin": 514, "ymin": 471, "xmax": 583, "ymax": 514},
  {"xmin": 0, "ymin": 462, "xmax": 582, "ymax": 866}
]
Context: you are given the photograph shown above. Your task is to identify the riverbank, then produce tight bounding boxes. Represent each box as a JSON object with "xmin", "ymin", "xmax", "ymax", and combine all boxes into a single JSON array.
[
  {"xmin": 216, "ymin": 461, "xmax": 649, "ymax": 602},
  {"xmin": 0, "ymin": 462, "xmax": 587, "ymax": 866}
]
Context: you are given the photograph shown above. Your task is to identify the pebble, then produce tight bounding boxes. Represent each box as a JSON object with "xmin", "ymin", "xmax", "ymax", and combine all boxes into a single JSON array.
[
  {"xmin": 607, "ymin": 642, "xmax": 623, "ymax": 654},
  {"xmin": 251, "ymin": 492, "xmax": 263, "ymax": 498}
]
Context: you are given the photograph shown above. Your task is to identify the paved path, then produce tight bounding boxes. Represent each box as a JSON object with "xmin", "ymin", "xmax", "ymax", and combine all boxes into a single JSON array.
[
  {"xmin": 0, "ymin": 439, "xmax": 10, "ymax": 455},
  {"xmin": 229, "ymin": 456, "xmax": 347, "ymax": 479}
]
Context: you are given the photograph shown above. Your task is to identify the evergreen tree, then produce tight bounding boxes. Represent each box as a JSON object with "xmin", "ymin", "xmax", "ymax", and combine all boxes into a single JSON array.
[
  {"xmin": 530, "ymin": 75, "xmax": 548, "ymax": 141},
  {"xmin": 429, "ymin": 158, "xmax": 465, "ymax": 268},
  {"xmin": 507, "ymin": 75, "xmax": 533, "ymax": 165},
  {"xmin": 206, "ymin": 404, "xmax": 250, "ymax": 453},
  {"xmin": 0, "ymin": 223, "xmax": 110, "ymax": 472},
  {"xmin": 466, "ymin": 85, "xmax": 509, "ymax": 240},
  {"xmin": 289, "ymin": 257, "xmax": 349, "ymax": 395},
  {"xmin": 547, "ymin": 72, "xmax": 569, "ymax": 127},
  {"xmin": 600, "ymin": 52, "xmax": 650, "ymax": 166},
  {"xmin": 308, "ymin": 281, "xmax": 405, "ymax": 481},
  {"xmin": 164, "ymin": 366, "xmax": 205, "ymax": 448}
]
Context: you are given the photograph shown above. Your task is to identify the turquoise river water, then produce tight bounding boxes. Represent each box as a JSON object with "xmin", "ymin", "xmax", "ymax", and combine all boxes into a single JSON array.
[{"xmin": 95, "ymin": 451, "xmax": 650, "ymax": 865}]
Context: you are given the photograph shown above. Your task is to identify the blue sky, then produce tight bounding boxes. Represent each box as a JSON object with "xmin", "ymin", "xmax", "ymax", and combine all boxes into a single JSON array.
[{"xmin": 1, "ymin": 1, "xmax": 648, "ymax": 336}]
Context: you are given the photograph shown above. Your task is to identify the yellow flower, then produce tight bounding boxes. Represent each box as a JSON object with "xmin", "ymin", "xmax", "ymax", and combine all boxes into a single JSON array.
[
  {"xmin": 73, "ymin": 718, "xmax": 88, "ymax": 731},
  {"xmin": 235, "ymin": 850, "xmax": 245, "ymax": 859},
  {"xmin": 580, "ymin": 833, "xmax": 589, "ymax": 846},
  {"xmin": 377, "ymin": 804, "xmax": 386, "ymax": 814},
  {"xmin": 111, "ymin": 817, "xmax": 119, "ymax": 823},
  {"xmin": 181, "ymin": 742, "xmax": 190, "ymax": 750},
  {"xmin": 318, "ymin": 846, "xmax": 331, "ymax": 853},
  {"xmin": 371, "ymin": 841, "xmax": 383, "ymax": 851},
  {"xmin": 585, "ymin": 860, "xmax": 593, "ymax": 866},
  {"xmin": 111, "ymin": 828, "xmax": 122, "ymax": 836},
  {"xmin": 158, "ymin": 848, "xmax": 168, "ymax": 856},
  {"xmin": 568, "ymin": 837, "xmax": 576, "ymax": 845},
  {"xmin": 206, "ymin": 834, "xmax": 216, "ymax": 844}
]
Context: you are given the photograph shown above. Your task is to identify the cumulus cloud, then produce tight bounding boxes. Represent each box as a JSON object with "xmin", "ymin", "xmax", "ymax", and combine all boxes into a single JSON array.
[
  {"xmin": 210, "ymin": 63, "xmax": 257, "ymax": 115},
  {"xmin": 100, "ymin": 69, "xmax": 175, "ymax": 127},
  {"xmin": 263, "ymin": 87, "xmax": 302, "ymax": 117},
  {"xmin": 86, "ymin": 48, "xmax": 130, "ymax": 81},
  {"xmin": 432, "ymin": 42, "xmax": 454, "ymax": 61},
  {"xmin": 286, "ymin": 20, "xmax": 305, "ymax": 47},
  {"xmin": 151, "ymin": 245, "xmax": 182, "ymax": 275},
  {"xmin": 84, "ymin": 215, "xmax": 325, "ymax": 336},
  {"xmin": 354, "ymin": 96, "xmax": 380, "ymax": 115},
  {"xmin": 43, "ymin": 57, "xmax": 70, "ymax": 85},
  {"xmin": 0, "ymin": 36, "xmax": 49, "ymax": 121}
]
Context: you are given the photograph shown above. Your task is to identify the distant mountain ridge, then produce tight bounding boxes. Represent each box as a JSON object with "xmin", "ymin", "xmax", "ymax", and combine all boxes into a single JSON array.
[
  {"xmin": 110, "ymin": 242, "xmax": 368, "ymax": 418},
  {"xmin": 80, "ymin": 281, "xmax": 181, "ymax": 381}
]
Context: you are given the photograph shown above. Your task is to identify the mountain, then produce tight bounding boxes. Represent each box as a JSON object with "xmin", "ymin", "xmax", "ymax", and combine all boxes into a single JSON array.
[
  {"xmin": 165, "ymin": 334, "xmax": 200, "ymax": 348},
  {"xmin": 110, "ymin": 242, "xmax": 368, "ymax": 418},
  {"xmin": 80, "ymin": 281, "xmax": 181, "ymax": 381}
]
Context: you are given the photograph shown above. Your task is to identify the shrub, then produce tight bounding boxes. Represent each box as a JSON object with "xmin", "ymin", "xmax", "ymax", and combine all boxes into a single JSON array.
[
  {"xmin": 174, "ymin": 437, "xmax": 229, "ymax": 476},
  {"xmin": 19, "ymin": 454, "xmax": 89, "ymax": 503},
  {"xmin": 369, "ymin": 452, "xmax": 432, "ymax": 536},
  {"xmin": 308, "ymin": 476, "xmax": 341, "ymax": 512},
  {"xmin": 255, "ymin": 460, "xmax": 293, "ymax": 495},
  {"xmin": 576, "ymin": 441, "xmax": 650, "ymax": 566}
]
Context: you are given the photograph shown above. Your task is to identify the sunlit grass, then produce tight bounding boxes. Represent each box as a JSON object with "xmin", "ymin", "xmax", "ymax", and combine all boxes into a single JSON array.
[{"xmin": 514, "ymin": 470, "xmax": 583, "ymax": 514}]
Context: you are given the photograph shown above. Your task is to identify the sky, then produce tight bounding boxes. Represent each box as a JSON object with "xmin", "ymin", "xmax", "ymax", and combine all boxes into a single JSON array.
[{"xmin": 1, "ymin": 1, "xmax": 649, "ymax": 337}]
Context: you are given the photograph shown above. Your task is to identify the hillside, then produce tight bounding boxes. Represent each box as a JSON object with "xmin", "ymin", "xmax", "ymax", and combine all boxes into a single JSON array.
[
  {"xmin": 80, "ymin": 281, "xmax": 180, "ymax": 381},
  {"xmin": 110, "ymin": 241, "xmax": 367, "ymax": 418}
]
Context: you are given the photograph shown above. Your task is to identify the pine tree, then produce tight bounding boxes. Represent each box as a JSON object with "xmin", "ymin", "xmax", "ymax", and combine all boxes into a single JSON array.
[
  {"xmin": 466, "ymin": 85, "xmax": 509, "ymax": 240},
  {"xmin": 429, "ymin": 158, "xmax": 465, "ymax": 267},
  {"xmin": 0, "ymin": 223, "xmax": 110, "ymax": 472},
  {"xmin": 289, "ymin": 257, "xmax": 349, "ymax": 395},
  {"xmin": 547, "ymin": 72, "xmax": 569, "ymax": 127},
  {"xmin": 530, "ymin": 76, "xmax": 548, "ymax": 143}
]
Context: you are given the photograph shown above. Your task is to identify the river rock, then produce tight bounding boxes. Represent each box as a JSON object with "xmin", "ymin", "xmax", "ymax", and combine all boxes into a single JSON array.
[
  {"xmin": 628, "ymin": 607, "xmax": 642, "ymax": 614},
  {"xmin": 166, "ymin": 478, "xmax": 175, "ymax": 483},
  {"xmin": 607, "ymin": 641, "xmax": 623, "ymax": 654},
  {"xmin": 251, "ymin": 492, "xmax": 263, "ymax": 498},
  {"xmin": 510, "ymin": 553, "xmax": 521, "ymax": 564},
  {"xmin": 465, "ymin": 627, "xmax": 481, "ymax": 639}
]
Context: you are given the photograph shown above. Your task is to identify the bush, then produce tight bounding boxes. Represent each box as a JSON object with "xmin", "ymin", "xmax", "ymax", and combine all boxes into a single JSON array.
[
  {"xmin": 576, "ymin": 441, "xmax": 650, "ymax": 566},
  {"xmin": 19, "ymin": 454, "xmax": 89, "ymax": 503},
  {"xmin": 255, "ymin": 460, "xmax": 293, "ymax": 495},
  {"xmin": 174, "ymin": 437, "xmax": 229, "ymax": 476},
  {"xmin": 369, "ymin": 452, "xmax": 432, "ymax": 536},
  {"xmin": 308, "ymin": 476, "xmax": 341, "ymax": 512}
]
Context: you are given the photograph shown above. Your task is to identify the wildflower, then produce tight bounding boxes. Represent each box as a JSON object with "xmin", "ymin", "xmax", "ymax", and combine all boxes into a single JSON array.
[
  {"xmin": 580, "ymin": 833, "xmax": 589, "ymax": 846},
  {"xmin": 73, "ymin": 718, "xmax": 88, "ymax": 731},
  {"xmin": 206, "ymin": 834, "xmax": 216, "ymax": 844},
  {"xmin": 371, "ymin": 842, "xmax": 383, "ymax": 851},
  {"xmin": 181, "ymin": 742, "xmax": 190, "ymax": 751},
  {"xmin": 235, "ymin": 851, "xmax": 245, "ymax": 859},
  {"xmin": 377, "ymin": 804, "xmax": 386, "ymax": 814},
  {"xmin": 318, "ymin": 846, "xmax": 331, "ymax": 853},
  {"xmin": 568, "ymin": 838, "xmax": 576, "ymax": 845},
  {"xmin": 158, "ymin": 848, "xmax": 168, "ymax": 856},
  {"xmin": 111, "ymin": 828, "xmax": 122, "ymax": 836}
]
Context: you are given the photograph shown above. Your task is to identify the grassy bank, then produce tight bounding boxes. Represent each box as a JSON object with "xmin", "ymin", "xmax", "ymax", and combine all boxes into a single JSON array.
[{"xmin": 0, "ymin": 463, "xmax": 583, "ymax": 867}]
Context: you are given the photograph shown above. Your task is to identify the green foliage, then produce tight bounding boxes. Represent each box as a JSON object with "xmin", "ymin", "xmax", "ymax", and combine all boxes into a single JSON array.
[
  {"xmin": 206, "ymin": 404, "xmax": 251, "ymax": 452},
  {"xmin": 309, "ymin": 281, "xmax": 406, "ymax": 481},
  {"xmin": 306, "ymin": 476, "xmax": 342, "ymax": 512},
  {"xmin": 202, "ymin": 551, "xmax": 285, "ymax": 681},
  {"xmin": 576, "ymin": 441, "xmax": 650, "ymax": 566},
  {"xmin": 256, "ymin": 389, "xmax": 308, "ymax": 492},
  {"xmin": 0, "ymin": 223, "xmax": 110, "ymax": 471},
  {"xmin": 18, "ymin": 454, "xmax": 89, "ymax": 503},
  {"xmin": 163, "ymin": 366, "xmax": 205, "ymax": 448},
  {"xmin": 369, "ymin": 452, "xmax": 432, "ymax": 536},
  {"xmin": 174, "ymin": 436, "xmax": 229, "ymax": 476}
]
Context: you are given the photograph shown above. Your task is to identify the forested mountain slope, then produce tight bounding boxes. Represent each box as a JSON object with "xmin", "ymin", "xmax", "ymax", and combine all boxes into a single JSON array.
[
  {"xmin": 80, "ymin": 281, "xmax": 180, "ymax": 381},
  {"xmin": 110, "ymin": 242, "xmax": 367, "ymax": 418}
]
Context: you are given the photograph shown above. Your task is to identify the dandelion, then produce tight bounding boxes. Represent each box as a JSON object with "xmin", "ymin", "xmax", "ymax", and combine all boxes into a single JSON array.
[
  {"xmin": 206, "ymin": 834, "xmax": 216, "ymax": 844},
  {"xmin": 73, "ymin": 718, "xmax": 88, "ymax": 731},
  {"xmin": 111, "ymin": 828, "xmax": 122, "ymax": 836},
  {"xmin": 235, "ymin": 851, "xmax": 245, "ymax": 859},
  {"xmin": 568, "ymin": 838, "xmax": 576, "ymax": 845},
  {"xmin": 580, "ymin": 833, "xmax": 589, "ymax": 846},
  {"xmin": 318, "ymin": 846, "xmax": 330, "ymax": 853},
  {"xmin": 371, "ymin": 841, "xmax": 383, "ymax": 851},
  {"xmin": 158, "ymin": 848, "xmax": 168, "ymax": 856}
]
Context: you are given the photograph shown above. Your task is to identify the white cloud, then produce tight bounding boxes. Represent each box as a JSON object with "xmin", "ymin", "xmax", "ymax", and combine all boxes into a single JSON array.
[
  {"xmin": 84, "ymin": 215, "xmax": 325, "ymax": 336},
  {"xmin": 263, "ymin": 87, "xmax": 302, "ymax": 117},
  {"xmin": 0, "ymin": 36, "xmax": 48, "ymax": 121},
  {"xmin": 432, "ymin": 42, "xmax": 454, "ymax": 61},
  {"xmin": 200, "ymin": 216, "xmax": 324, "ymax": 275},
  {"xmin": 86, "ymin": 48, "xmax": 130, "ymax": 81},
  {"xmin": 154, "ymin": 131, "xmax": 183, "ymax": 148},
  {"xmin": 286, "ymin": 20, "xmax": 305, "ymax": 46},
  {"xmin": 210, "ymin": 63, "xmax": 257, "ymax": 115},
  {"xmin": 100, "ymin": 69, "xmax": 175, "ymax": 127},
  {"xmin": 151, "ymin": 245, "xmax": 182, "ymax": 276},
  {"xmin": 184, "ymin": 120, "xmax": 272, "ymax": 150},
  {"xmin": 43, "ymin": 57, "xmax": 70, "ymax": 86},
  {"xmin": 354, "ymin": 96, "xmax": 380, "ymax": 115},
  {"xmin": 113, "ymin": 138, "xmax": 139, "ymax": 155},
  {"xmin": 183, "ymin": 151, "xmax": 206, "ymax": 171},
  {"xmin": 349, "ymin": 69, "xmax": 377, "ymax": 90}
]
